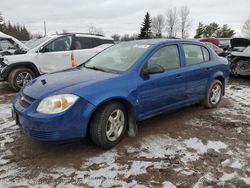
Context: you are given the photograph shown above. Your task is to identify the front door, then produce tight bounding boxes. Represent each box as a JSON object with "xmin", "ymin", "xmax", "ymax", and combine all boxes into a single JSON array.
[
  {"xmin": 37, "ymin": 35, "xmax": 73, "ymax": 73},
  {"xmin": 137, "ymin": 44, "xmax": 186, "ymax": 119}
]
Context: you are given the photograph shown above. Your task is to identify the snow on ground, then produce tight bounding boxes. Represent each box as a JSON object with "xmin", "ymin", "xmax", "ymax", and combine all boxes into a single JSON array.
[{"xmin": 0, "ymin": 81, "xmax": 249, "ymax": 187}]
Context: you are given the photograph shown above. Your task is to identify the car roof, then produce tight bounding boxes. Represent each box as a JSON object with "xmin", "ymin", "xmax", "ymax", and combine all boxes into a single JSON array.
[
  {"xmin": 120, "ymin": 39, "xmax": 203, "ymax": 46},
  {"xmin": 55, "ymin": 33, "xmax": 113, "ymax": 40}
]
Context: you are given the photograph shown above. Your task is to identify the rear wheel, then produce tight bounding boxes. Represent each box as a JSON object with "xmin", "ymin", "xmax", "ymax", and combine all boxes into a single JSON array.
[
  {"xmin": 90, "ymin": 102, "xmax": 127, "ymax": 149},
  {"xmin": 202, "ymin": 80, "xmax": 223, "ymax": 108},
  {"xmin": 8, "ymin": 67, "xmax": 35, "ymax": 91}
]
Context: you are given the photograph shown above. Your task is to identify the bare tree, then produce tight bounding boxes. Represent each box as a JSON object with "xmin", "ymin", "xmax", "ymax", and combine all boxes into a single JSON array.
[
  {"xmin": 242, "ymin": 16, "xmax": 250, "ymax": 37},
  {"xmin": 165, "ymin": 8, "xmax": 179, "ymax": 38},
  {"xmin": 88, "ymin": 24, "xmax": 104, "ymax": 35},
  {"xmin": 152, "ymin": 14, "xmax": 166, "ymax": 38},
  {"xmin": 179, "ymin": 6, "xmax": 192, "ymax": 39}
]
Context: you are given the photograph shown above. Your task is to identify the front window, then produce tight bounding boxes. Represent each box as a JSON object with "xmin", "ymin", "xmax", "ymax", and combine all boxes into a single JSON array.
[
  {"xmin": 44, "ymin": 36, "xmax": 72, "ymax": 52},
  {"xmin": 84, "ymin": 43, "xmax": 151, "ymax": 73},
  {"xmin": 147, "ymin": 45, "xmax": 180, "ymax": 71}
]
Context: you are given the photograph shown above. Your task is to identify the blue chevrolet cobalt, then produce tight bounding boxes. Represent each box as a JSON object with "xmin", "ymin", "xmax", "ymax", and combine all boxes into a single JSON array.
[{"xmin": 13, "ymin": 39, "xmax": 230, "ymax": 149}]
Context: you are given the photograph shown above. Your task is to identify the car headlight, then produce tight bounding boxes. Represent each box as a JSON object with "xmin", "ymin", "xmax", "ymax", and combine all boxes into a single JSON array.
[{"xmin": 37, "ymin": 94, "xmax": 79, "ymax": 114}]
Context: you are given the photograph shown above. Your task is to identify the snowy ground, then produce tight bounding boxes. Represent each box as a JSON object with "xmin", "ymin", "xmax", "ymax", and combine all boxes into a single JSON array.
[{"xmin": 0, "ymin": 77, "xmax": 249, "ymax": 187}]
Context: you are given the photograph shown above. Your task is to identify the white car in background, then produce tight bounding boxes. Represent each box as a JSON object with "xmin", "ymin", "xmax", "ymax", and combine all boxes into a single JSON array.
[{"xmin": 0, "ymin": 33, "xmax": 114, "ymax": 91}]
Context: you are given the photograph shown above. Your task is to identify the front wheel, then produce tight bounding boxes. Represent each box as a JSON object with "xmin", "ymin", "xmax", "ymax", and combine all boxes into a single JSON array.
[
  {"xmin": 90, "ymin": 102, "xmax": 127, "ymax": 149},
  {"xmin": 202, "ymin": 80, "xmax": 223, "ymax": 108},
  {"xmin": 8, "ymin": 67, "xmax": 35, "ymax": 91}
]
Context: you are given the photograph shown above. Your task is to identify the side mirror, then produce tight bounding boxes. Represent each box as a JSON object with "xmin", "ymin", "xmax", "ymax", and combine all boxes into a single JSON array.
[
  {"xmin": 39, "ymin": 46, "xmax": 49, "ymax": 53},
  {"xmin": 141, "ymin": 64, "xmax": 164, "ymax": 76}
]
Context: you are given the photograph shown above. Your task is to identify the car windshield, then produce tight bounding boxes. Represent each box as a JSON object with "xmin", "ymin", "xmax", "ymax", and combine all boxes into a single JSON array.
[
  {"xmin": 84, "ymin": 43, "xmax": 151, "ymax": 73},
  {"xmin": 27, "ymin": 36, "xmax": 52, "ymax": 49},
  {"xmin": 243, "ymin": 46, "xmax": 250, "ymax": 53}
]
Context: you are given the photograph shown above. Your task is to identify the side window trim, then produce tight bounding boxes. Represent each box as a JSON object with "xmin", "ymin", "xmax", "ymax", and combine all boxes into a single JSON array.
[{"xmin": 201, "ymin": 46, "xmax": 211, "ymax": 62}]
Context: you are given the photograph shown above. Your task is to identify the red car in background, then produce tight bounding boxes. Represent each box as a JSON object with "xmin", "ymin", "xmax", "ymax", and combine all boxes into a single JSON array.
[
  {"xmin": 200, "ymin": 37, "xmax": 219, "ymax": 46},
  {"xmin": 203, "ymin": 42, "xmax": 224, "ymax": 56}
]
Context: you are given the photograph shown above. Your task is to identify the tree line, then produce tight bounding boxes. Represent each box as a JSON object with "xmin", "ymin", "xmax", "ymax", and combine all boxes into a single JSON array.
[{"xmin": 0, "ymin": 12, "xmax": 31, "ymax": 40}]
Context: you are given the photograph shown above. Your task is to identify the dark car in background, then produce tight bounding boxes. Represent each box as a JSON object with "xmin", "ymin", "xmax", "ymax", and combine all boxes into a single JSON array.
[
  {"xmin": 228, "ymin": 38, "xmax": 250, "ymax": 53},
  {"xmin": 228, "ymin": 45, "xmax": 250, "ymax": 76}
]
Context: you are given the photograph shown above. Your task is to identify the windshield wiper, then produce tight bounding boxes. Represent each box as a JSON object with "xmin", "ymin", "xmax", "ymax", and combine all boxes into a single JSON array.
[{"xmin": 84, "ymin": 66, "xmax": 108, "ymax": 73}]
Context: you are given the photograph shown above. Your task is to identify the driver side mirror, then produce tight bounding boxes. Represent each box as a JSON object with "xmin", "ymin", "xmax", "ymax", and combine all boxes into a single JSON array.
[
  {"xmin": 141, "ymin": 64, "xmax": 164, "ymax": 76},
  {"xmin": 39, "ymin": 46, "xmax": 49, "ymax": 53}
]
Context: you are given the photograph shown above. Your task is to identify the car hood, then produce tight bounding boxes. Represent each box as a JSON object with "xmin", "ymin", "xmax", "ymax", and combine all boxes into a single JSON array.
[
  {"xmin": 22, "ymin": 67, "xmax": 118, "ymax": 100},
  {"xmin": 231, "ymin": 51, "xmax": 250, "ymax": 57}
]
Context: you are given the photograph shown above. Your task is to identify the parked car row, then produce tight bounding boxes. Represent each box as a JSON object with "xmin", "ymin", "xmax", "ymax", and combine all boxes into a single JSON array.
[{"xmin": 0, "ymin": 33, "xmax": 114, "ymax": 91}]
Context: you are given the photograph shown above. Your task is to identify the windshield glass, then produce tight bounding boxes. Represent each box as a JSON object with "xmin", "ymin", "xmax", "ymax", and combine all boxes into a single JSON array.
[
  {"xmin": 243, "ymin": 46, "xmax": 250, "ymax": 53},
  {"xmin": 27, "ymin": 36, "xmax": 52, "ymax": 49},
  {"xmin": 84, "ymin": 43, "xmax": 151, "ymax": 73}
]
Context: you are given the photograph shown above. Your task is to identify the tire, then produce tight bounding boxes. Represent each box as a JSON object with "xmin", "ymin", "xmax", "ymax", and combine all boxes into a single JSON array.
[
  {"xmin": 90, "ymin": 102, "xmax": 127, "ymax": 149},
  {"xmin": 202, "ymin": 80, "xmax": 223, "ymax": 108},
  {"xmin": 8, "ymin": 67, "xmax": 35, "ymax": 91}
]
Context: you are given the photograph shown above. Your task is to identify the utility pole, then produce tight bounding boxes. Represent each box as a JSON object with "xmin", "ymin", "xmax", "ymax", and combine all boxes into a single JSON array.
[{"xmin": 44, "ymin": 21, "xmax": 47, "ymax": 36}]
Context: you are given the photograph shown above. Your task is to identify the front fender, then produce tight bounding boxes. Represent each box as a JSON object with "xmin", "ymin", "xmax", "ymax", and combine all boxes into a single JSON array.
[{"xmin": 1, "ymin": 61, "xmax": 40, "ymax": 80}]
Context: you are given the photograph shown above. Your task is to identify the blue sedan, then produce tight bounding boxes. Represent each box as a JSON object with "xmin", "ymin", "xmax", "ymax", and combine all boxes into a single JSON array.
[{"xmin": 13, "ymin": 39, "xmax": 230, "ymax": 149}]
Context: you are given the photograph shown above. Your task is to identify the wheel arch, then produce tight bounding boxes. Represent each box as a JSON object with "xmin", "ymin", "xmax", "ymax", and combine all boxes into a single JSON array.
[
  {"xmin": 214, "ymin": 75, "xmax": 225, "ymax": 95},
  {"xmin": 208, "ymin": 71, "xmax": 226, "ymax": 96},
  {"xmin": 2, "ymin": 62, "xmax": 40, "ymax": 80},
  {"xmin": 87, "ymin": 97, "xmax": 137, "ymax": 137}
]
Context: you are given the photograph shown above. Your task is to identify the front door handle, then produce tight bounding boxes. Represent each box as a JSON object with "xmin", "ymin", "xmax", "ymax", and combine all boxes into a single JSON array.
[
  {"xmin": 205, "ymin": 67, "xmax": 212, "ymax": 71},
  {"xmin": 176, "ymin": 74, "xmax": 183, "ymax": 78},
  {"xmin": 62, "ymin": 53, "xmax": 70, "ymax": 56}
]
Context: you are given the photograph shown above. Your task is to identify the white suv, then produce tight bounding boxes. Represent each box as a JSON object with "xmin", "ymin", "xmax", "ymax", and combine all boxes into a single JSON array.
[{"xmin": 0, "ymin": 33, "xmax": 114, "ymax": 91}]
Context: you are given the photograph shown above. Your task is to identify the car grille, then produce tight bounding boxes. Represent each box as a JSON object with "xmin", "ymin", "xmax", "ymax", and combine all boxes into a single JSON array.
[{"xmin": 19, "ymin": 93, "xmax": 35, "ymax": 108}]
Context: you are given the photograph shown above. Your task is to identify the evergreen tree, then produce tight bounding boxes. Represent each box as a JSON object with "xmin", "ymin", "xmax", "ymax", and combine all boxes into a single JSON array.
[
  {"xmin": 138, "ymin": 12, "xmax": 152, "ymax": 39},
  {"xmin": 194, "ymin": 22, "xmax": 204, "ymax": 38},
  {"xmin": 218, "ymin": 24, "xmax": 235, "ymax": 38},
  {"xmin": 203, "ymin": 22, "xmax": 220, "ymax": 37},
  {"xmin": 0, "ymin": 21, "xmax": 31, "ymax": 40},
  {"xmin": 194, "ymin": 22, "xmax": 235, "ymax": 38}
]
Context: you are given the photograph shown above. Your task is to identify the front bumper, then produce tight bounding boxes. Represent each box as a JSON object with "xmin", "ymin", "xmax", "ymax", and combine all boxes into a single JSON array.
[{"xmin": 13, "ymin": 93, "xmax": 96, "ymax": 142}]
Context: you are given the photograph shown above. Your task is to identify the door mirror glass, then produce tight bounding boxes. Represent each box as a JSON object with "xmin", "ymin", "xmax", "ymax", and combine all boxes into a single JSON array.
[{"xmin": 141, "ymin": 64, "xmax": 164, "ymax": 76}]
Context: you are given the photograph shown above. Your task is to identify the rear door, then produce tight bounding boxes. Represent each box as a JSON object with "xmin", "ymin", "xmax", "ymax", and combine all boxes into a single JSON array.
[
  {"xmin": 181, "ymin": 44, "xmax": 213, "ymax": 100},
  {"xmin": 137, "ymin": 44, "xmax": 187, "ymax": 118},
  {"xmin": 72, "ymin": 37, "xmax": 97, "ymax": 65}
]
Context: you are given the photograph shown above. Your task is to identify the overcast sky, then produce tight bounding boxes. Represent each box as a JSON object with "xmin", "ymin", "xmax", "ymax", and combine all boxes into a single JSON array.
[{"xmin": 1, "ymin": 0, "xmax": 249, "ymax": 37}]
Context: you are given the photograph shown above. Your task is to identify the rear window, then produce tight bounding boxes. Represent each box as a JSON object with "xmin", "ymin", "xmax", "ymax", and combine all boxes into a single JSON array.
[
  {"xmin": 92, "ymin": 38, "xmax": 114, "ymax": 47},
  {"xmin": 74, "ymin": 37, "xmax": 94, "ymax": 50},
  {"xmin": 183, "ymin": 44, "xmax": 210, "ymax": 66}
]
